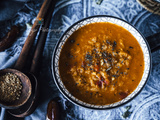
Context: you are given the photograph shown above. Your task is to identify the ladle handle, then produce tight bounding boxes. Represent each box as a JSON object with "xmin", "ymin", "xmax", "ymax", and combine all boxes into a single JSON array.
[
  {"xmin": 30, "ymin": 0, "xmax": 57, "ymax": 75},
  {"xmin": 14, "ymin": 0, "xmax": 52, "ymax": 71},
  {"xmin": 146, "ymin": 32, "xmax": 160, "ymax": 53}
]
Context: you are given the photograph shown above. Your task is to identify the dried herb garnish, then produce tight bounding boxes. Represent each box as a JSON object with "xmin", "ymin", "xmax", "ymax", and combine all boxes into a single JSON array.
[
  {"xmin": 129, "ymin": 46, "xmax": 133, "ymax": 49},
  {"xmin": 124, "ymin": 72, "xmax": 128, "ymax": 75},
  {"xmin": 95, "ymin": 0, "xmax": 103, "ymax": 5},
  {"xmin": 113, "ymin": 41, "xmax": 117, "ymax": 47},
  {"xmin": 97, "ymin": 80, "xmax": 102, "ymax": 87},
  {"xmin": 93, "ymin": 48, "xmax": 96, "ymax": 52},
  {"xmin": 87, "ymin": 63, "xmax": 92, "ymax": 66},
  {"xmin": 83, "ymin": 81, "xmax": 87, "ymax": 84},
  {"xmin": 122, "ymin": 106, "xmax": 132, "ymax": 118},
  {"xmin": 70, "ymin": 39, "xmax": 75, "ymax": 43},
  {"xmin": 109, "ymin": 53, "xmax": 112, "ymax": 57},
  {"xmin": 106, "ymin": 67, "xmax": 112, "ymax": 72},
  {"xmin": 102, "ymin": 51, "xmax": 107, "ymax": 58},
  {"xmin": 104, "ymin": 59, "xmax": 107, "ymax": 63},
  {"xmin": 96, "ymin": 62, "xmax": 100, "ymax": 65},
  {"xmin": 112, "ymin": 75, "xmax": 119, "ymax": 78},
  {"xmin": 81, "ymin": 61, "xmax": 86, "ymax": 68},
  {"xmin": 106, "ymin": 40, "xmax": 110, "ymax": 44},
  {"xmin": 95, "ymin": 54, "xmax": 100, "ymax": 59},
  {"xmin": 127, "ymin": 50, "xmax": 130, "ymax": 54},
  {"xmin": 112, "ymin": 58, "xmax": 115, "ymax": 62},
  {"xmin": 68, "ymin": 53, "xmax": 73, "ymax": 58},
  {"xmin": 120, "ymin": 72, "xmax": 123, "ymax": 74},
  {"xmin": 90, "ymin": 68, "xmax": 93, "ymax": 70},
  {"xmin": 85, "ymin": 53, "xmax": 92, "ymax": 60},
  {"xmin": 117, "ymin": 70, "xmax": 119, "ymax": 73}
]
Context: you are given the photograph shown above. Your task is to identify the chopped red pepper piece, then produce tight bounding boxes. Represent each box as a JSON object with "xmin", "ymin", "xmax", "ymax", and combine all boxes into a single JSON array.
[
  {"xmin": 97, "ymin": 80, "xmax": 102, "ymax": 87},
  {"xmin": 104, "ymin": 79, "xmax": 110, "ymax": 85},
  {"xmin": 100, "ymin": 76, "xmax": 110, "ymax": 86},
  {"xmin": 94, "ymin": 65, "xmax": 100, "ymax": 72},
  {"xmin": 119, "ymin": 92, "xmax": 128, "ymax": 99},
  {"xmin": 81, "ymin": 61, "xmax": 86, "ymax": 67}
]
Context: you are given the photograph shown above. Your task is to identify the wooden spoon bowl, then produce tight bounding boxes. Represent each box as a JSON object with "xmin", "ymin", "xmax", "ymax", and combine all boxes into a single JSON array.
[
  {"xmin": 8, "ymin": 72, "xmax": 39, "ymax": 117},
  {"xmin": 0, "ymin": 68, "xmax": 32, "ymax": 109}
]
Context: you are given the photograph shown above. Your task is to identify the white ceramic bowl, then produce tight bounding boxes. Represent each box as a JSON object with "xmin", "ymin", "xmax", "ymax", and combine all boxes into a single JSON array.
[{"xmin": 52, "ymin": 15, "xmax": 151, "ymax": 109}]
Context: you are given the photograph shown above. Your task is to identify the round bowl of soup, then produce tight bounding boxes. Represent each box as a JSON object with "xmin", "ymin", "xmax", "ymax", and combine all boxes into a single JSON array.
[{"xmin": 51, "ymin": 15, "xmax": 151, "ymax": 109}]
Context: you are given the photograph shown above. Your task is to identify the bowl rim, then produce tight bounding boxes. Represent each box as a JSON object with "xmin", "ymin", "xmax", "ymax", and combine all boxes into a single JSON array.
[{"xmin": 51, "ymin": 15, "xmax": 152, "ymax": 110}]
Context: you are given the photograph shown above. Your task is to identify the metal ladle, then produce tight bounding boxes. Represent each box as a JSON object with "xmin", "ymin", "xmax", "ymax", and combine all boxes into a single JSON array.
[{"xmin": 0, "ymin": 0, "xmax": 55, "ymax": 118}]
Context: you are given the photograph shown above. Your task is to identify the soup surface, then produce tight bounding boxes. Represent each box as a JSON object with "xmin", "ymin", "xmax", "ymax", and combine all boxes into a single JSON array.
[{"xmin": 59, "ymin": 22, "xmax": 144, "ymax": 105}]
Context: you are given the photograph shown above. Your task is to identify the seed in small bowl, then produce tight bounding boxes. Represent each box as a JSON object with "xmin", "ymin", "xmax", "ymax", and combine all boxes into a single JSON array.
[{"xmin": 0, "ymin": 73, "xmax": 23, "ymax": 103}]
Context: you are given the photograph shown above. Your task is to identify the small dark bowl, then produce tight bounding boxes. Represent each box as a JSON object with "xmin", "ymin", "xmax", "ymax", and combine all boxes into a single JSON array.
[{"xmin": 51, "ymin": 15, "xmax": 151, "ymax": 109}]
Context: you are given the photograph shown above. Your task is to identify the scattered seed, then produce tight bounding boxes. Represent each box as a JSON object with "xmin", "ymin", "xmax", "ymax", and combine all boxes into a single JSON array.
[
  {"xmin": 129, "ymin": 46, "xmax": 133, "ymax": 49},
  {"xmin": 106, "ymin": 67, "xmax": 112, "ymax": 72},
  {"xmin": 106, "ymin": 40, "xmax": 110, "ymax": 44},
  {"xmin": 0, "ymin": 73, "xmax": 22, "ymax": 102},
  {"xmin": 70, "ymin": 39, "xmax": 75, "ymax": 43}
]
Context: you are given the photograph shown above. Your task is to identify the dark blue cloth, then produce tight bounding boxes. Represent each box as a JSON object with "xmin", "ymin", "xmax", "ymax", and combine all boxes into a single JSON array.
[{"xmin": 0, "ymin": 0, "xmax": 160, "ymax": 119}]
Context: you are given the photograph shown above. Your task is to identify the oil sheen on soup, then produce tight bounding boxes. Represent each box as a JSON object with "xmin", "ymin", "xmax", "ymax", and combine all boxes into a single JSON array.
[{"xmin": 59, "ymin": 22, "xmax": 144, "ymax": 105}]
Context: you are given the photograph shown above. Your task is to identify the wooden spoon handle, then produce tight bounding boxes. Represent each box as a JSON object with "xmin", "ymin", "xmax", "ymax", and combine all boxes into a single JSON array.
[
  {"xmin": 30, "ymin": 0, "xmax": 57, "ymax": 75},
  {"xmin": 14, "ymin": 0, "xmax": 52, "ymax": 71}
]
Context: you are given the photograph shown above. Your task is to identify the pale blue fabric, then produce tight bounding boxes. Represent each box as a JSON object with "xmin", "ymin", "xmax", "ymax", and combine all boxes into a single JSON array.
[
  {"xmin": 0, "ymin": 0, "xmax": 160, "ymax": 120},
  {"xmin": 154, "ymin": 0, "xmax": 160, "ymax": 3}
]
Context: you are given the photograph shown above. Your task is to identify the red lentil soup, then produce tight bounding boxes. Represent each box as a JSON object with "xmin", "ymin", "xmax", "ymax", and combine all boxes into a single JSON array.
[{"xmin": 59, "ymin": 22, "xmax": 144, "ymax": 105}]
